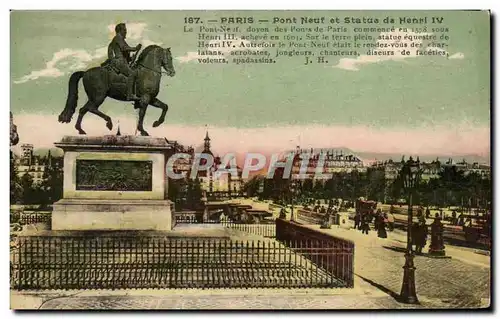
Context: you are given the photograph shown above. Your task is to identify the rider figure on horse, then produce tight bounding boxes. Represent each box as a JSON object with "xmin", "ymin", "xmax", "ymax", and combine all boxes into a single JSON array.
[{"xmin": 107, "ymin": 23, "xmax": 141, "ymax": 101}]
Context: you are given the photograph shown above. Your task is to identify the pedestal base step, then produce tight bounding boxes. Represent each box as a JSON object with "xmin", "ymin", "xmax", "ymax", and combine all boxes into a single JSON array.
[{"xmin": 52, "ymin": 199, "xmax": 174, "ymax": 231}]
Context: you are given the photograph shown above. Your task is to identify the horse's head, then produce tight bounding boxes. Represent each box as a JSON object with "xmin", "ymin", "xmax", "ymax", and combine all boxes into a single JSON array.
[{"xmin": 162, "ymin": 47, "xmax": 175, "ymax": 77}]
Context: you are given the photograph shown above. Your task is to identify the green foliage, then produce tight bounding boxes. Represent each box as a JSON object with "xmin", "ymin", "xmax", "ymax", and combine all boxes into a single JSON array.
[
  {"xmin": 39, "ymin": 163, "xmax": 63, "ymax": 206},
  {"xmin": 253, "ymin": 166, "xmax": 491, "ymax": 210},
  {"xmin": 389, "ymin": 165, "xmax": 491, "ymax": 208},
  {"xmin": 10, "ymin": 151, "xmax": 22, "ymax": 204},
  {"xmin": 11, "ymin": 155, "xmax": 64, "ymax": 206},
  {"xmin": 242, "ymin": 175, "xmax": 264, "ymax": 197},
  {"xmin": 20, "ymin": 172, "xmax": 35, "ymax": 204},
  {"xmin": 191, "ymin": 178, "xmax": 203, "ymax": 204},
  {"xmin": 168, "ymin": 177, "xmax": 203, "ymax": 209}
]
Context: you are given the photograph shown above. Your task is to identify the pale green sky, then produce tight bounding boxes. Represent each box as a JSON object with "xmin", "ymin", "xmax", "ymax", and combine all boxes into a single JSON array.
[{"xmin": 10, "ymin": 10, "xmax": 490, "ymax": 131}]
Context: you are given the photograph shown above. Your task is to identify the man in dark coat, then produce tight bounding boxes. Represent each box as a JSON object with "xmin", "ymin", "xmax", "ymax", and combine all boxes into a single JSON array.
[
  {"xmin": 354, "ymin": 213, "xmax": 361, "ymax": 230},
  {"xmin": 377, "ymin": 214, "xmax": 388, "ymax": 238},
  {"xmin": 279, "ymin": 208, "xmax": 287, "ymax": 219},
  {"xmin": 414, "ymin": 219, "xmax": 428, "ymax": 254},
  {"xmin": 361, "ymin": 213, "xmax": 370, "ymax": 235}
]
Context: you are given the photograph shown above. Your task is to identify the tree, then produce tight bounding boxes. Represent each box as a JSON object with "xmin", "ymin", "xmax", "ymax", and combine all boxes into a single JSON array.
[
  {"xmin": 10, "ymin": 112, "xmax": 19, "ymax": 146},
  {"xmin": 388, "ymin": 174, "xmax": 404, "ymax": 204},
  {"xmin": 185, "ymin": 178, "xmax": 203, "ymax": 208},
  {"xmin": 242, "ymin": 175, "xmax": 264, "ymax": 197},
  {"xmin": 434, "ymin": 166, "xmax": 467, "ymax": 207},
  {"xmin": 10, "ymin": 151, "xmax": 21, "ymax": 204},
  {"xmin": 312, "ymin": 179, "xmax": 325, "ymax": 199},
  {"xmin": 365, "ymin": 168, "xmax": 386, "ymax": 202},
  {"xmin": 301, "ymin": 178, "xmax": 313, "ymax": 195},
  {"xmin": 262, "ymin": 177, "xmax": 274, "ymax": 199},
  {"xmin": 20, "ymin": 173, "xmax": 34, "ymax": 204},
  {"xmin": 270, "ymin": 166, "xmax": 288, "ymax": 203},
  {"xmin": 39, "ymin": 163, "xmax": 63, "ymax": 206},
  {"xmin": 192, "ymin": 178, "xmax": 203, "ymax": 203},
  {"xmin": 168, "ymin": 177, "xmax": 188, "ymax": 209}
]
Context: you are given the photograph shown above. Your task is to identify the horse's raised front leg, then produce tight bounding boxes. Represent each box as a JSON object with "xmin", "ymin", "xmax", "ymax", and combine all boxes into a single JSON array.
[
  {"xmin": 137, "ymin": 94, "xmax": 152, "ymax": 136},
  {"xmin": 149, "ymin": 97, "xmax": 169, "ymax": 128}
]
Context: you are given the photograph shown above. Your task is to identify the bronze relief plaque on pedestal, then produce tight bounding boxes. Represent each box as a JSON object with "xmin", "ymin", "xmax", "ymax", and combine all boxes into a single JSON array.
[{"xmin": 75, "ymin": 160, "xmax": 153, "ymax": 192}]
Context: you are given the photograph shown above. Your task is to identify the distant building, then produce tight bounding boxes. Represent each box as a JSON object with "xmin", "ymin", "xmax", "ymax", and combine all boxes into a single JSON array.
[
  {"xmin": 170, "ymin": 142, "xmax": 195, "ymax": 177},
  {"xmin": 370, "ymin": 157, "xmax": 490, "ymax": 181},
  {"xmin": 443, "ymin": 158, "xmax": 491, "ymax": 179},
  {"xmin": 369, "ymin": 159, "xmax": 402, "ymax": 181},
  {"xmin": 15, "ymin": 146, "xmax": 63, "ymax": 185},
  {"xmin": 20, "ymin": 144, "xmax": 34, "ymax": 166},
  {"xmin": 421, "ymin": 159, "xmax": 442, "ymax": 180},
  {"xmin": 467, "ymin": 162, "xmax": 491, "ymax": 179},
  {"xmin": 196, "ymin": 132, "xmax": 243, "ymax": 193},
  {"xmin": 286, "ymin": 146, "xmax": 366, "ymax": 180},
  {"xmin": 212, "ymin": 163, "xmax": 243, "ymax": 193}
]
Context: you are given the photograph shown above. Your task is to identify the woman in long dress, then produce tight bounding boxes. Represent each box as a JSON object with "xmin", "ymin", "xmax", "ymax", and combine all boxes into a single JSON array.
[{"xmin": 377, "ymin": 214, "xmax": 387, "ymax": 238}]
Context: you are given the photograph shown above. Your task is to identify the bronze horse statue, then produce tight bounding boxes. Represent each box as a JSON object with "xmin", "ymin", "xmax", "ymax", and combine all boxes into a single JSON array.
[{"xmin": 58, "ymin": 45, "xmax": 175, "ymax": 136}]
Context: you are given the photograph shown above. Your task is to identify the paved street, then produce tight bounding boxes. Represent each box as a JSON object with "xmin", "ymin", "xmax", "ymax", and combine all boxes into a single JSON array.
[
  {"xmin": 304, "ymin": 224, "xmax": 491, "ymax": 308},
  {"xmin": 31, "ymin": 293, "xmax": 416, "ymax": 310}
]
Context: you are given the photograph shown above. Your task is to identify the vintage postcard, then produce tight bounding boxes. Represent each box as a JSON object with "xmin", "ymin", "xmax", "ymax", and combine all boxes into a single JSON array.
[{"xmin": 9, "ymin": 10, "xmax": 491, "ymax": 310}]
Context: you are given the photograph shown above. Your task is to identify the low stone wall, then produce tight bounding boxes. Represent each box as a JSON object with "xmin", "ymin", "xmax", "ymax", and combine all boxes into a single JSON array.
[
  {"xmin": 275, "ymin": 219, "xmax": 355, "ymax": 287},
  {"xmin": 269, "ymin": 203, "xmax": 284, "ymax": 211}
]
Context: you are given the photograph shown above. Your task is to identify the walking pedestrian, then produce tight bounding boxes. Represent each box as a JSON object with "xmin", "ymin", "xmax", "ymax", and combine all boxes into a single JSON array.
[
  {"xmin": 354, "ymin": 213, "xmax": 361, "ymax": 230},
  {"xmin": 361, "ymin": 213, "xmax": 370, "ymax": 235},
  {"xmin": 411, "ymin": 221, "xmax": 420, "ymax": 252},
  {"xmin": 415, "ymin": 219, "xmax": 428, "ymax": 254},
  {"xmin": 279, "ymin": 208, "xmax": 286, "ymax": 219},
  {"xmin": 377, "ymin": 214, "xmax": 388, "ymax": 238}
]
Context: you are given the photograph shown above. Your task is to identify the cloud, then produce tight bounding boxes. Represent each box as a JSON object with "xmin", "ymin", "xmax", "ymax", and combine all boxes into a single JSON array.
[
  {"xmin": 14, "ymin": 22, "xmax": 161, "ymax": 84},
  {"xmin": 334, "ymin": 29, "xmax": 464, "ymax": 71},
  {"xmin": 176, "ymin": 51, "xmax": 202, "ymax": 63},
  {"xmin": 14, "ymin": 68, "xmax": 64, "ymax": 84},
  {"xmin": 176, "ymin": 35, "xmax": 263, "ymax": 63},
  {"xmin": 14, "ymin": 48, "xmax": 103, "ymax": 84},
  {"xmin": 449, "ymin": 52, "xmax": 465, "ymax": 59}
]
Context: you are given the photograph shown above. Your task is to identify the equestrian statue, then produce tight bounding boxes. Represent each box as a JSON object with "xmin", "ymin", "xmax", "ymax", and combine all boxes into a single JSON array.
[{"xmin": 58, "ymin": 23, "xmax": 176, "ymax": 136}]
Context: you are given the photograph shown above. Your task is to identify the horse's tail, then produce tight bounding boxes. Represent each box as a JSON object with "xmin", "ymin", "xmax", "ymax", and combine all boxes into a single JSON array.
[{"xmin": 58, "ymin": 71, "xmax": 85, "ymax": 123}]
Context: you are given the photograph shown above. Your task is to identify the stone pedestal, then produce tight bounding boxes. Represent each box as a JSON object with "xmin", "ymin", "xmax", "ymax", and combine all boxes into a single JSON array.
[
  {"xmin": 52, "ymin": 199, "xmax": 173, "ymax": 231},
  {"xmin": 428, "ymin": 217, "xmax": 446, "ymax": 257},
  {"xmin": 52, "ymin": 135, "xmax": 176, "ymax": 231}
]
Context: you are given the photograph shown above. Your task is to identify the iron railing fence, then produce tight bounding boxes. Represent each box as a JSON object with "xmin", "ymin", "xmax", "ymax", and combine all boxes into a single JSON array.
[
  {"xmin": 11, "ymin": 236, "xmax": 348, "ymax": 290},
  {"xmin": 222, "ymin": 221, "xmax": 276, "ymax": 238},
  {"xmin": 174, "ymin": 215, "xmax": 218, "ymax": 224},
  {"xmin": 18, "ymin": 212, "xmax": 52, "ymax": 226},
  {"xmin": 173, "ymin": 216, "xmax": 276, "ymax": 238}
]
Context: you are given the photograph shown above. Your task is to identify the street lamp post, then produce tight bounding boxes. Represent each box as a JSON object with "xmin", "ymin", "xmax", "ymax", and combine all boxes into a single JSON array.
[{"xmin": 399, "ymin": 157, "xmax": 422, "ymax": 304}]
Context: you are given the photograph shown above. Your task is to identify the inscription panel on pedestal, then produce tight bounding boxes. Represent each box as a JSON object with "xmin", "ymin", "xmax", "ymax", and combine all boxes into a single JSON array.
[{"xmin": 75, "ymin": 160, "xmax": 153, "ymax": 191}]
